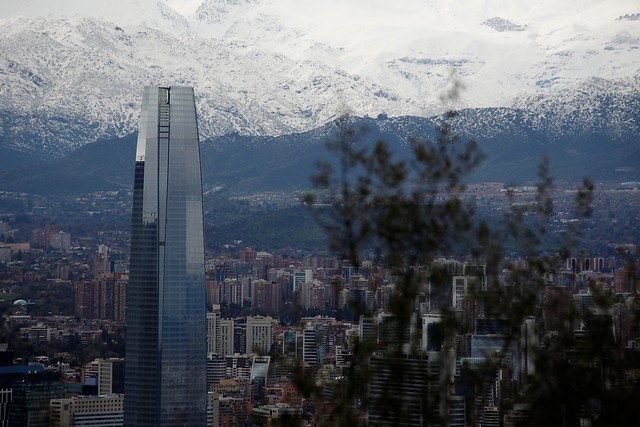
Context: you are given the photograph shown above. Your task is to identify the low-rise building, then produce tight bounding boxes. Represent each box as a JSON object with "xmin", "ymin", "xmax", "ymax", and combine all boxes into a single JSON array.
[{"xmin": 50, "ymin": 394, "xmax": 123, "ymax": 427}]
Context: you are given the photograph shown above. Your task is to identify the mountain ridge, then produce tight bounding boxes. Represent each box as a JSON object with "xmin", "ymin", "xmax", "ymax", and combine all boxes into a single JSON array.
[
  {"xmin": 1, "ymin": 0, "xmax": 638, "ymax": 161},
  {"xmin": 1, "ymin": 109, "xmax": 637, "ymax": 195}
]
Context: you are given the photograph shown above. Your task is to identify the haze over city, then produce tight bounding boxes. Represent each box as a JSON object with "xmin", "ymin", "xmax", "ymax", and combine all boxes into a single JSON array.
[{"xmin": 0, "ymin": 1, "xmax": 638, "ymax": 426}]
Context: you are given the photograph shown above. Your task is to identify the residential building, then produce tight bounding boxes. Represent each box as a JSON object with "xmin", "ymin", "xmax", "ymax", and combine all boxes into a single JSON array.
[{"xmin": 246, "ymin": 316, "xmax": 273, "ymax": 355}]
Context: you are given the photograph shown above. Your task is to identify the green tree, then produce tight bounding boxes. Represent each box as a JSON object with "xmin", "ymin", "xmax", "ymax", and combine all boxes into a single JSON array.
[{"xmin": 302, "ymin": 101, "xmax": 638, "ymax": 426}]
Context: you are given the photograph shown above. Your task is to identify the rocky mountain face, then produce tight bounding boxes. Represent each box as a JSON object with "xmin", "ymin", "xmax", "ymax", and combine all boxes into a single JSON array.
[
  {"xmin": 1, "ymin": 108, "xmax": 638, "ymax": 195},
  {"xmin": 0, "ymin": 0, "xmax": 638, "ymax": 187}
]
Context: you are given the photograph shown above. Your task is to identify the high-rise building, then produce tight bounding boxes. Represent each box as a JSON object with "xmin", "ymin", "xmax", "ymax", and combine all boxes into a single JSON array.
[
  {"xmin": 520, "ymin": 316, "xmax": 538, "ymax": 379},
  {"xmin": 368, "ymin": 355, "xmax": 439, "ymax": 427},
  {"xmin": 98, "ymin": 358, "xmax": 125, "ymax": 395},
  {"xmin": 218, "ymin": 319, "xmax": 235, "ymax": 356},
  {"xmin": 282, "ymin": 329, "xmax": 298, "ymax": 359},
  {"xmin": 220, "ymin": 278, "xmax": 243, "ymax": 306},
  {"xmin": 75, "ymin": 281, "xmax": 95, "ymax": 319},
  {"xmin": 9, "ymin": 371, "xmax": 65, "ymax": 426},
  {"xmin": 94, "ymin": 273, "xmax": 128, "ymax": 321},
  {"xmin": 207, "ymin": 311, "xmax": 220, "ymax": 355},
  {"xmin": 302, "ymin": 323, "xmax": 326, "ymax": 367},
  {"xmin": 291, "ymin": 269, "xmax": 313, "ymax": 294},
  {"xmin": 252, "ymin": 279, "xmax": 281, "ymax": 315},
  {"xmin": 544, "ymin": 285, "xmax": 574, "ymax": 332},
  {"xmin": 246, "ymin": 316, "xmax": 273, "ymax": 355},
  {"xmin": 93, "ymin": 246, "xmax": 110, "ymax": 277},
  {"xmin": 124, "ymin": 86, "xmax": 207, "ymax": 426},
  {"xmin": 207, "ymin": 355, "xmax": 226, "ymax": 388},
  {"xmin": 299, "ymin": 279, "xmax": 325, "ymax": 311},
  {"xmin": 422, "ymin": 313, "xmax": 445, "ymax": 352}
]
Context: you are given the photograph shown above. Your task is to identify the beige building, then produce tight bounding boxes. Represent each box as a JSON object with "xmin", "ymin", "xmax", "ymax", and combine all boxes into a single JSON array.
[{"xmin": 50, "ymin": 394, "xmax": 123, "ymax": 427}]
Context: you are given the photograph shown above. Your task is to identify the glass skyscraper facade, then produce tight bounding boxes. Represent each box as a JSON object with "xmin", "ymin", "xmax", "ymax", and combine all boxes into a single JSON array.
[{"xmin": 124, "ymin": 86, "xmax": 207, "ymax": 426}]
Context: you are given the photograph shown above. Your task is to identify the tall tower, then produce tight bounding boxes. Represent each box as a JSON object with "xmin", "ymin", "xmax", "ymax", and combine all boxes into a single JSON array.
[{"xmin": 124, "ymin": 86, "xmax": 207, "ymax": 426}]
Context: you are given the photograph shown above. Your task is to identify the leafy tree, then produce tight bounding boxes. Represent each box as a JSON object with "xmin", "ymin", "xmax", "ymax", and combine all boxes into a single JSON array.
[{"xmin": 301, "ymin": 96, "xmax": 638, "ymax": 426}]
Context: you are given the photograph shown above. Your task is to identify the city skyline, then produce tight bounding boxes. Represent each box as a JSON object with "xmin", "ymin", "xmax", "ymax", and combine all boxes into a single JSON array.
[{"xmin": 0, "ymin": 1, "xmax": 638, "ymax": 422}]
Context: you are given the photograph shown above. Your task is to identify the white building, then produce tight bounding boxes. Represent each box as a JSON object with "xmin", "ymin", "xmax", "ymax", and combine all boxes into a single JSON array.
[
  {"xmin": 207, "ymin": 311, "xmax": 220, "ymax": 355},
  {"xmin": 217, "ymin": 319, "xmax": 235, "ymax": 356},
  {"xmin": 246, "ymin": 316, "xmax": 273, "ymax": 355},
  {"xmin": 291, "ymin": 269, "xmax": 313, "ymax": 293}
]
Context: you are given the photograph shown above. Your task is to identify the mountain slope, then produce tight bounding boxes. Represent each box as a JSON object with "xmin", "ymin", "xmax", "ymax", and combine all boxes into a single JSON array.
[
  {"xmin": 1, "ymin": 107, "xmax": 637, "ymax": 195},
  {"xmin": 0, "ymin": 0, "xmax": 638, "ymax": 162}
]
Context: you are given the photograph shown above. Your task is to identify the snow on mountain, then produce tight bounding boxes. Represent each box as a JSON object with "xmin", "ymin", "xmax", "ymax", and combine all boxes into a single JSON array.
[
  {"xmin": 0, "ymin": 0, "xmax": 639, "ymax": 158},
  {"xmin": 1, "ymin": 0, "xmax": 191, "ymax": 34}
]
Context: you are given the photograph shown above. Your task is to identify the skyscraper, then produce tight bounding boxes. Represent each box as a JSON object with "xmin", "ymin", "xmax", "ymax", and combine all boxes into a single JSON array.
[{"xmin": 124, "ymin": 86, "xmax": 207, "ymax": 426}]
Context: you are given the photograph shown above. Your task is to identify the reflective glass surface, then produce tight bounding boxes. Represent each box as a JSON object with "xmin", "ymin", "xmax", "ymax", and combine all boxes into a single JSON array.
[{"xmin": 125, "ymin": 86, "xmax": 207, "ymax": 426}]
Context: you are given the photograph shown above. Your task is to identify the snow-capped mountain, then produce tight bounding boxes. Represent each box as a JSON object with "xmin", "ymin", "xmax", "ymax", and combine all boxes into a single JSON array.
[{"xmin": 0, "ymin": 0, "xmax": 639, "ymax": 160}]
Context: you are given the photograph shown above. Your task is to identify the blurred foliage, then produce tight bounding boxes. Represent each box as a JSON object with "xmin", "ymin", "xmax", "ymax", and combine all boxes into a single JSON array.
[{"xmin": 300, "ymin": 99, "xmax": 640, "ymax": 426}]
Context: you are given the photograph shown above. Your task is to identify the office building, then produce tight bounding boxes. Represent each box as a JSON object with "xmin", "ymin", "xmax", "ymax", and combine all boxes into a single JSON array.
[
  {"xmin": 50, "ymin": 394, "xmax": 124, "ymax": 427},
  {"xmin": 9, "ymin": 371, "xmax": 65, "ymax": 426},
  {"xmin": 250, "ymin": 355, "xmax": 271, "ymax": 402},
  {"xmin": 377, "ymin": 312, "xmax": 416, "ymax": 354},
  {"xmin": 124, "ymin": 86, "xmax": 207, "ymax": 426},
  {"xmin": 217, "ymin": 319, "xmax": 235, "ymax": 356},
  {"xmin": 246, "ymin": 316, "xmax": 273, "ymax": 355},
  {"xmin": 234, "ymin": 320, "xmax": 247, "ymax": 354},
  {"xmin": 252, "ymin": 279, "xmax": 281, "ymax": 315},
  {"xmin": 291, "ymin": 269, "xmax": 313, "ymax": 294},
  {"xmin": 98, "ymin": 359, "xmax": 125, "ymax": 395},
  {"xmin": 207, "ymin": 355, "xmax": 227, "ymax": 388},
  {"xmin": 368, "ymin": 355, "xmax": 439, "ymax": 427},
  {"xmin": 207, "ymin": 311, "xmax": 220, "ymax": 355},
  {"xmin": 282, "ymin": 329, "xmax": 298, "ymax": 359},
  {"xmin": 75, "ymin": 274, "xmax": 128, "ymax": 321},
  {"xmin": 520, "ymin": 317, "xmax": 538, "ymax": 379},
  {"xmin": 302, "ymin": 323, "xmax": 325, "ymax": 367},
  {"xmin": 422, "ymin": 313, "xmax": 445, "ymax": 352}
]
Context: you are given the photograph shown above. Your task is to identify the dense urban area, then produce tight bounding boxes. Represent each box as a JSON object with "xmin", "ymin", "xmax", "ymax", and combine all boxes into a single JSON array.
[{"xmin": 0, "ymin": 180, "xmax": 639, "ymax": 426}]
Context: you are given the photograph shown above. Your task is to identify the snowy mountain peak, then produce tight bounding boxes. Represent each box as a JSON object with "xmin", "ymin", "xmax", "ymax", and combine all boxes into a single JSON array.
[
  {"xmin": 0, "ymin": 0, "xmax": 639, "ymax": 159},
  {"xmin": 2, "ymin": 0, "xmax": 192, "ymax": 34}
]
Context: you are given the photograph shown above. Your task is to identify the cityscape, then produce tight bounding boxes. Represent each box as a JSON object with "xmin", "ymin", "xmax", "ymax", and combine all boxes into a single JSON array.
[
  {"xmin": 0, "ymin": 159, "xmax": 640, "ymax": 426},
  {"xmin": 1, "ymin": 1, "xmax": 640, "ymax": 426},
  {"xmin": 0, "ymin": 104, "xmax": 639, "ymax": 425}
]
